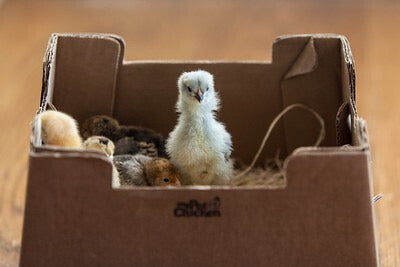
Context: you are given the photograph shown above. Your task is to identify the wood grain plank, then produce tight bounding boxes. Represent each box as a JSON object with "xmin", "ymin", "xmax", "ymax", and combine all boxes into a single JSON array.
[{"xmin": 360, "ymin": 4, "xmax": 400, "ymax": 266}]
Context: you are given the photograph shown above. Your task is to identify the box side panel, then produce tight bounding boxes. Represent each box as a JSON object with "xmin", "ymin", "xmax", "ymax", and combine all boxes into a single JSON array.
[
  {"xmin": 284, "ymin": 150, "xmax": 378, "ymax": 266},
  {"xmin": 51, "ymin": 35, "xmax": 122, "ymax": 123},
  {"xmin": 20, "ymin": 153, "xmax": 114, "ymax": 267},
  {"xmin": 21, "ymin": 151, "xmax": 377, "ymax": 267}
]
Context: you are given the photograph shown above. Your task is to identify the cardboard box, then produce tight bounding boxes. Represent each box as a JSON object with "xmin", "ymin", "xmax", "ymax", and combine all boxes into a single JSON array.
[{"xmin": 21, "ymin": 33, "xmax": 378, "ymax": 266}]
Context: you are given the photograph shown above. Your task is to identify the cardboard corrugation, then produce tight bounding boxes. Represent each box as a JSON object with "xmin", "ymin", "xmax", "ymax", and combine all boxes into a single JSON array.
[{"xmin": 21, "ymin": 33, "xmax": 378, "ymax": 266}]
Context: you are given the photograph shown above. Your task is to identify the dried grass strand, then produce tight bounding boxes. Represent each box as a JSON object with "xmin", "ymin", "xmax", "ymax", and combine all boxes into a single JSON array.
[{"xmin": 234, "ymin": 104, "xmax": 325, "ymax": 180}]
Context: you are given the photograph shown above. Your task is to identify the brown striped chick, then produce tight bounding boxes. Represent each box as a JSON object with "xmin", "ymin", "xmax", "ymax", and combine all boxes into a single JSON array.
[
  {"xmin": 144, "ymin": 157, "xmax": 181, "ymax": 186},
  {"xmin": 80, "ymin": 115, "xmax": 120, "ymax": 141},
  {"xmin": 113, "ymin": 155, "xmax": 181, "ymax": 186},
  {"xmin": 83, "ymin": 136, "xmax": 115, "ymax": 156},
  {"xmin": 38, "ymin": 110, "xmax": 82, "ymax": 148}
]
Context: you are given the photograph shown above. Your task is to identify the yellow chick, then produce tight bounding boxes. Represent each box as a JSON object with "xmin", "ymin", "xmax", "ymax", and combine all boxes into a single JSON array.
[
  {"xmin": 82, "ymin": 136, "xmax": 115, "ymax": 156},
  {"xmin": 38, "ymin": 110, "xmax": 82, "ymax": 148}
]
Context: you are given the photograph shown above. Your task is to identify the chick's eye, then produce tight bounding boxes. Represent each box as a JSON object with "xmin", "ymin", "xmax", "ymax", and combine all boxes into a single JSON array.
[
  {"xmin": 163, "ymin": 178, "xmax": 170, "ymax": 183},
  {"xmin": 187, "ymin": 87, "xmax": 192, "ymax": 92},
  {"xmin": 206, "ymin": 87, "xmax": 209, "ymax": 91}
]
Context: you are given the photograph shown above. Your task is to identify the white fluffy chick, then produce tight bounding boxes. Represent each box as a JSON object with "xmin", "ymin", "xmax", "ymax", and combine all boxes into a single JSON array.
[{"xmin": 166, "ymin": 70, "xmax": 233, "ymax": 185}]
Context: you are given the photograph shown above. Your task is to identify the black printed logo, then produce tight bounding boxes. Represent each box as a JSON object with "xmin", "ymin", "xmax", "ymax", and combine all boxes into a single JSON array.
[{"xmin": 174, "ymin": 197, "xmax": 221, "ymax": 217}]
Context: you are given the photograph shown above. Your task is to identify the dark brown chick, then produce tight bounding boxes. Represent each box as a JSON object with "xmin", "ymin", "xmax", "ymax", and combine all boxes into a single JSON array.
[
  {"xmin": 114, "ymin": 137, "xmax": 159, "ymax": 157},
  {"xmin": 80, "ymin": 115, "xmax": 120, "ymax": 141},
  {"xmin": 114, "ymin": 137, "xmax": 141, "ymax": 156},
  {"xmin": 117, "ymin": 126, "xmax": 166, "ymax": 157}
]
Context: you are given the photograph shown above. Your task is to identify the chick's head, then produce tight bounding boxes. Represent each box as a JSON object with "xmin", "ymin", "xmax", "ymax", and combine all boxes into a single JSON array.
[
  {"xmin": 83, "ymin": 136, "xmax": 115, "ymax": 156},
  {"xmin": 144, "ymin": 158, "xmax": 181, "ymax": 186},
  {"xmin": 80, "ymin": 115, "xmax": 120, "ymax": 140},
  {"xmin": 177, "ymin": 70, "xmax": 220, "ymax": 111}
]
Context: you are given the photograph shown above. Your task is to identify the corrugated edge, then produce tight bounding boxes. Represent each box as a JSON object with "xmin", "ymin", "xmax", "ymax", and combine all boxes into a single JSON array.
[
  {"xmin": 336, "ymin": 101, "xmax": 350, "ymax": 146},
  {"xmin": 340, "ymin": 36, "xmax": 357, "ymax": 105},
  {"xmin": 353, "ymin": 117, "xmax": 370, "ymax": 148},
  {"xmin": 40, "ymin": 33, "xmax": 58, "ymax": 110},
  {"xmin": 275, "ymin": 33, "xmax": 348, "ymax": 42}
]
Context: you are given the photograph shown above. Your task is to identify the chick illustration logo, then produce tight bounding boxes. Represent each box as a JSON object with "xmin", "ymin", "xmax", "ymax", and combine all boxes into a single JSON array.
[{"xmin": 174, "ymin": 197, "xmax": 221, "ymax": 217}]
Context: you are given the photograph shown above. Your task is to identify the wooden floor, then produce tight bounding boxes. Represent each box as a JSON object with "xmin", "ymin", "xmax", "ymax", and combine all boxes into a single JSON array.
[{"xmin": 0, "ymin": 0, "xmax": 399, "ymax": 265}]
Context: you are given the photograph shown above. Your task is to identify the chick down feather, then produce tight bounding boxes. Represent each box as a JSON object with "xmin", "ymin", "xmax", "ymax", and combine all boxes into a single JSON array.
[{"xmin": 166, "ymin": 70, "xmax": 233, "ymax": 185}]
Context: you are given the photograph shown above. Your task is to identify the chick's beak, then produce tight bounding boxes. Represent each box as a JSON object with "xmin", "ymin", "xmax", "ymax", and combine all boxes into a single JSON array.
[{"xmin": 195, "ymin": 89, "xmax": 203, "ymax": 102}]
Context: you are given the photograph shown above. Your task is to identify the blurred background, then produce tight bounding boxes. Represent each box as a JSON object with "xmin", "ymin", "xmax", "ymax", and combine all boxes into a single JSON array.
[{"xmin": 0, "ymin": 0, "xmax": 399, "ymax": 265}]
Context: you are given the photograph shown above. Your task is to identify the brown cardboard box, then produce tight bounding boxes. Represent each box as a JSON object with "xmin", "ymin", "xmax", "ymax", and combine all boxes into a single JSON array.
[{"xmin": 20, "ymin": 33, "xmax": 378, "ymax": 266}]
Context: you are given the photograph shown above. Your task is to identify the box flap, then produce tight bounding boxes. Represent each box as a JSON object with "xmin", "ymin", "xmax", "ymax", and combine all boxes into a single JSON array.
[
  {"xmin": 284, "ymin": 37, "xmax": 318, "ymax": 79},
  {"xmin": 40, "ymin": 33, "xmax": 124, "ymax": 123},
  {"xmin": 277, "ymin": 35, "xmax": 355, "ymax": 154}
]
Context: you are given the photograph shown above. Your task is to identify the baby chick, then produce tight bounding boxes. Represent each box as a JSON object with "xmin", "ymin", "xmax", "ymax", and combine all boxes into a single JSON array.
[
  {"xmin": 166, "ymin": 70, "xmax": 233, "ymax": 185},
  {"xmin": 114, "ymin": 137, "xmax": 141, "ymax": 156},
  {"xmin": 80, "ymin": 115, "xmax": 120, "ymax": 141},
  {"xmin": 38, "ymin": 110, "xmax": 82, "ymax": 148},
  {"xmin": 138, "ymin": 141, "xmax": 158, "ymax": 157},
  {"xmin": 118, "ymin": 126, "xmax": 167, "ymax": 157},
  {"xmin": 81, "ymin": 115, "xmax": 166, "ymax": 157},
  {"xmin": 113, "ymin": 154, "xmax": 149, "ymax": 186},
  {"xmin": 143, "ymin": 157, "xmax": 181, "ymax": 186},
  {"xmin": 82, "ymin": 136, "xmax": 115, "ymax": 156},
  {"xmin": 113, "ymin": 155, "xmax": 181, "ymax": 186},
  {"xmin": 114, "ymin": 137, "xmax": 158, "ymax": 157}
]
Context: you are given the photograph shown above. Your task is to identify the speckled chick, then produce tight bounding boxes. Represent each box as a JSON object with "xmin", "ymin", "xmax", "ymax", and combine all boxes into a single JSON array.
[
  {"xmin": 114, "ymin": 137, "xmax": 158, "ymax": 157},
  {"xmin": 38, "ymin": 110, "xmax": 82, "ymax": 148},
  {"xmin": 82, "ymin": 136, "xmax": 115, "ymax": 156},
  {"xmin": 113, "ymin": 155, "xmax": 181, "ymax": 186},
  {"xmin": 114, "ymin": 137, "xmax": 141, "ymax": 155},
  {"xmin": 113, "ymin": 154, "xmax": 149, "ymax": 186}
]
